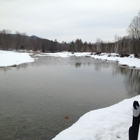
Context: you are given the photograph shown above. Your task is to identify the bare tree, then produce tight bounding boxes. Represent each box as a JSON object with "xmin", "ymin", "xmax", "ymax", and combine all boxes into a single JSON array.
[
  {"xmin": 0, "ymin": 29, "xmax": 11, "ymax": 50},
  {"xmin": 96, "ymin": 38, "xmax": 102, "ymax": 52},
  {"xmin": 114, "ymin": 35, "xmax": 121, "ymax": 53},
  {"xmin": 127, "ymin": 10, "xmax": 140, "ymax": 39},
  {"xmin": 15, "ymin": 31, "xmax": 22, "ymax": 50}
]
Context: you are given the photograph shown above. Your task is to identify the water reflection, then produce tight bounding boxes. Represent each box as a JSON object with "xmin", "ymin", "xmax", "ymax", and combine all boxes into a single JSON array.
[
  {"xmin": 1, "ymin": 57, "xmax": 140, "ymax": 97},
  {"xmin": 113, "ymin": 67, "xmax": 140, "ymax": 96},
  {"xmin": 0, "ymin": 56, "xmax": 140, "ymax": 139},
  {"xmin": 75, "ymin": 62, "xmax": 82, "ymax": 68}
]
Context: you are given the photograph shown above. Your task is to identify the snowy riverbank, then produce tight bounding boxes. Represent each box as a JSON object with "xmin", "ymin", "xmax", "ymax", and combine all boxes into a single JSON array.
[
  {"xmin": 36, "ymin": 52, "xmax": 140, "ymax": 69},
  {"xmin": 1, "ymin": 51, "xmax": 140, "ymax": 69},
  {"xmin": 0, "ymin": 50, "xmax": 34, "ymax": 67},
  {"xmin": 53, "ymin": 95, "xmax": 139, "ymax": 140}
]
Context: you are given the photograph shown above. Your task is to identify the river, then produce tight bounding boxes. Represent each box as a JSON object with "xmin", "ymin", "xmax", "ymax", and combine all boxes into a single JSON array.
[{"xmin": 0, "ymin": 56, "xmax": 139, "ymax": 140}]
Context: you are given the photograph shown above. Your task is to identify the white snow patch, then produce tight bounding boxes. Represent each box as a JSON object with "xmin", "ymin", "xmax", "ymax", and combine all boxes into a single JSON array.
[
  {"xmin": 36, "ymin": 52, "xmax": 140, "ymax": 69},
  {"xmin": 53, "ymin": 95, "xmax": 140, "ymax": 140},
  {"xmin": 90, "ymin": 53, "xmax": 140, "ymax": 68},
  {"xmin": 35, "ymin": 52, "xmax": 90, "ymax": 58},
  {"xmin": 0, "ymin": 50, "xmax": 34, "ymax": 67}
]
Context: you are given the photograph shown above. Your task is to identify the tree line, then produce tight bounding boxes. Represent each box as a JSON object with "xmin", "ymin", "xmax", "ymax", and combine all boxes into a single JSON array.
[
  {"xmin": 69, "ymin": 11, "xmax": 140, "ymax": 55},
  {"xmin": 69, "ymin": 36, "xmax": 140, "ymax": 54},
  {"xmin": 0, "ymin": 10, "xmax": 140, "ymax": 54},
  {"xmin": 0, "ymin": 30, "xmax": 69, "ymax": 52}
]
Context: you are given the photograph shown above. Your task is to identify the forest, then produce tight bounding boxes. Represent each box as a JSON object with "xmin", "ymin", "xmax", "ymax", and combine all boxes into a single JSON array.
[
  {"xmin": 0, "ymin": 31, "xmax": 69, "ymax": 52},
  {"xmin": 0, "ymin": 11, "xmax": 140, "ymax": 54}
]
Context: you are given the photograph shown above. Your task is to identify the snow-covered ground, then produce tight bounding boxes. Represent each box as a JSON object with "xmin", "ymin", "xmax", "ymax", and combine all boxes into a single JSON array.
[
  {"xmin": 53, "ymin": 96, "xmax": 139, "ymax": 140},
  {"xmin": 36, "ymin": 52, "xmax": 140, "ymax": 69},
  {"xmin": 0, "ymin": 50, "xmax": 34, "ymax": 67}
]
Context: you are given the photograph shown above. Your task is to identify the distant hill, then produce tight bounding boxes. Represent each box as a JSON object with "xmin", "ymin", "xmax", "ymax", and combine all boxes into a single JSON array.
[{"xmin": 30, "ymin": 35, "xmax": 39, "ymax": 39}]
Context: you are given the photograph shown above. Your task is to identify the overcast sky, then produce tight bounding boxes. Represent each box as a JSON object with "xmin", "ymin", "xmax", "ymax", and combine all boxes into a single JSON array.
[{"xmin": 0, "ymin": 0, "xmax": 140, "ymax": 43}]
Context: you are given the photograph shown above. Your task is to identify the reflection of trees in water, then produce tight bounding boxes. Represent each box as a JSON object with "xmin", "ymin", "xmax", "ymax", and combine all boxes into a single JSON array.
[
  {"xmin": 0, "ymin": 67, "xmax": 10, "ymax": 72},
  {"xmin": 113, "ymin": 67, "xmax": 140, "ymax": 96},
  {"xmin": 94, "ymin": 62, "xmax": 103, "ymax": 71},
  {"xmin": 92, "ymin": 60, "xmax": 140, "ymax": 96},
  {"xmin": 94, "ymin": 60, "xmax": 110, "ymax": 72},
  {"xmin": 74, "ymin": 62, "xmax": 91, "ymax": 68},
  {"xmin": 126, "ymin": 69, "xmax": 140, "ymax": 95},
  {"xmin": 75, "ymin": 62, "xmax": 81, "ymax": 68},
  {"xmin": 0, "ymin": 63, "xmax": 30, "ymax": 72},
  {"xmin": 70, "ymin": 57, "xmax": 92, "ymax": 68},
  {"xmin": 1, "ymin": 55, "xmax": 139, "ymax": 97},
  {"xmin": 16, "ymin": 63, "xmax": 28, "ymax": 70}
]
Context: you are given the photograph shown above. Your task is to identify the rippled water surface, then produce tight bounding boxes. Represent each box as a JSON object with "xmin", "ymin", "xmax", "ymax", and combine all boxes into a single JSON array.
[{"xmin": 0, "ymin": 56, "xmax": 139, "ymax": 140}]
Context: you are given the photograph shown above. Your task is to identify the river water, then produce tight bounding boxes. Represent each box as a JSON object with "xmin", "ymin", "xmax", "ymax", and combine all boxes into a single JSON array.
[{"xmin": 0, "ymin": 56, "xmax": 139, "ymax": 140}]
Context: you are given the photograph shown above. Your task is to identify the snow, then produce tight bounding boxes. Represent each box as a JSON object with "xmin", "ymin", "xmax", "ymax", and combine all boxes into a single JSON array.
[
  {"xmin": 0, "ymin": 50, "xmax": 34, "ymax": 67},
  {"xmin": 35, "ymin": 52, "xmax": 140, "ymax": 69},
  {"xmin": 35, "ymin": 52, "xmax": 90, "ymax": 57},
  {"xmin": 53, "ymin": 96, "xmax": 139, "ymax": 140},
  {"xmin": 90, "ymin": 53, "xmax": 140, "ymax": 69}
]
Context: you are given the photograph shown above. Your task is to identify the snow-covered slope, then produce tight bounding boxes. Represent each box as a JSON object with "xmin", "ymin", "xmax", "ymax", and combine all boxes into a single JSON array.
[
  {"xmin": 0, "ymin": 50, "xmax": 34, "ymax": 67},
  {"xmin": 53, "ymin": 95, "xmax": 139, "ymax": 140}
]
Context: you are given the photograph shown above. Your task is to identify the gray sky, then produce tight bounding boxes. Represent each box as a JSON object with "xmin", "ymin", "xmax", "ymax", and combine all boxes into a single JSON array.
[{"xmin": 0, "ymin": 0, "xmax": 140, "ymax": 43}]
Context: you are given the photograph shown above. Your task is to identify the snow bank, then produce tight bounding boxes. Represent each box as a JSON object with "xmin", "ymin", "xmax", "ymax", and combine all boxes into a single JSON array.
[
  {"xmin": 53, "ymin": 95, "xmax": 140, "ymax": 140},
  {"xmin": 36, "ymin": 52, "xmax": 140, "ymax": 69},
  {"xmin": 91, "ymin": 53, "xmax": 140, "ymax": 69},
  {"xmin": 0, "ymin": 50, "xmax": 34, "ymax": 67},
  {"xmin": 35, "ymin": 52, "xmax": 90, "ymax": 58}
]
